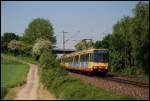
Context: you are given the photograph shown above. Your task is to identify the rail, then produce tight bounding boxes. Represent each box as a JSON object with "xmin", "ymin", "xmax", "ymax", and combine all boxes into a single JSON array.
[{"xmin": 105, "ymin": 77, "xmax": 149, "ymax": 88}]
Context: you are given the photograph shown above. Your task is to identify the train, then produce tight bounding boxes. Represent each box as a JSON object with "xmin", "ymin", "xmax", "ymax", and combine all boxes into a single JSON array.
[{"xmin": 60, "ymin": 49, "xmax": 109, "ymax": 75}]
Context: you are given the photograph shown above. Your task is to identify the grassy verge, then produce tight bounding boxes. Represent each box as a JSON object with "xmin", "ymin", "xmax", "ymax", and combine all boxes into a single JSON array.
[
  {"xmin": 1, "ymin": 55, "xmax": 29, "ymax": 99},
  {"xmin": 39, "ymin": 51, "xmax": 136, "ymax": 100},
  {"xmin": 1, "ymin": 53, "xmax": 38, "ymax": 65},
  {"xmin": 47, "ymin": 72, "xmax": 135, "ymax": 100}
]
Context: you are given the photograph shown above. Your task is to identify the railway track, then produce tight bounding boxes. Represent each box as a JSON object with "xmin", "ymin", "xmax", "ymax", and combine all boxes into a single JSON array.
[
  {"xmin": 69, "ymin": 70, "xmax": 149, "ymax": 88},
  {"xmin": 105, "ymin": 77, "xmax": 149, "ymax": 88},
  {"xmin": 92, "ymin": 73, "xmax": 149, "ymax": 88},
  {"xmin": 72, "ymin": 71, "xmax": 149, "ymax": 88},
  {"xmin": 70, "ymin": 72, "xmax": 149, "ymax": 100}
]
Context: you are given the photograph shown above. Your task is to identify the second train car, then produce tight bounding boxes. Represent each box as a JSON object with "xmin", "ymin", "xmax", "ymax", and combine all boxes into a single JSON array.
[{"xmin": 60, "ymin": 49, "xmax": 109, "ymax": 75}]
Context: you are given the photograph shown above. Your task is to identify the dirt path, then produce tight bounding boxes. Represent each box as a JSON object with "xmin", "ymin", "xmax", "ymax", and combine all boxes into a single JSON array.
[
  {"xmin": 14, "ymin": 63, "xmax": 56, "ymax": 100},
  {"xmin": 15, "ymin": 63, "xmax": 39, "ymax": 100}
]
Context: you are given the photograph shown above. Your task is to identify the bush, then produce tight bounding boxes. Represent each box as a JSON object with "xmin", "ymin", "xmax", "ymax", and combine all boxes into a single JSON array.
[
  {"xmin": 39, "ymin": 50, "xmax": 58, "ymax": 69},
  {"xmin": 39, "ymin": 50, "xmax": 68, "ymax": 89},
  {"xmin": 32, "ymin": 38, "xmax": 52, "ymax": 60},
  {"xmin": 121, "ymin": 66, "xmax": 145, "ymax": 76},
  {"xmin": 41, "ymin": 69, "xmax": 55, "ymax": 87},
  {"xmin": 109, "ymin": 50, "xmax": 124, "ymax": 72}
]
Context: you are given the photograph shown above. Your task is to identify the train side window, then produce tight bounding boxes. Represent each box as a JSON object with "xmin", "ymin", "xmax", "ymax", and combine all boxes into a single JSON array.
[
  {"xmin": 90, "ymin": 53, "xmax": 94, "ymax": 62},
  {"xmin": 72, "ymin": 56, "xmax": 75, "ymax": 63},
  {"xmin": 64, "ymin": 58, "xmax": 66, "ymax": 63},
  {"xmin": 80, "ymin": 54, "xmax": 88, "ymax": 62},
  {"xmin": 85, "ymin": 53, "xmax": 89, "ymax": 62},
  {"xmin": 68, "ymin": 57, "xmax": 70, "ymax": 63},
  {"xmin": 66, "ymin": 58, "xmax": 68, "ymax": 63},
  {"xmin": 70, "ymin": 57, "xmax": 73, "ymax": 64},
  {"xmin": 80, "ymin": 54, "xmax": 84, "ymax": 62},
  {"xmin": 65, "ymin": 58, "xmax": 67, "ymax": 63},
  {"xmin": 89, "ymin": 53, "xmax": 91, "ymax": 62},
  {"xmin": 68, "ymin": 57, "xmax": 73, "ymax": 64},
  {"xmin": 74, "ymin": 56, "xmax": 79, "ymax": 62}
]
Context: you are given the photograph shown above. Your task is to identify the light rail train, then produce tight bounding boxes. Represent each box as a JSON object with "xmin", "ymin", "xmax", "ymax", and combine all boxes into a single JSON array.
[{"xmin": 60, "ymin": 49, "xmax": 109, "ymax": 75}]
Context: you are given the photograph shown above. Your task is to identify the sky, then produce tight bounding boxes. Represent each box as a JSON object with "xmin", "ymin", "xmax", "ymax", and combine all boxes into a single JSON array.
[{"xmin": 1, "ymin": 1, "xmax": 141, "ymax": 49}]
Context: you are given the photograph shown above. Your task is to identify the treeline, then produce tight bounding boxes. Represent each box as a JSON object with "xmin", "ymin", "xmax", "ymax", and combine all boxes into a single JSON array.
[
  {"xmin": 76, "ymin": 2, "xmax": 149, "ymax": 76},
  {"xmin": 1, "ymin": 18, "xmax": 56, "ymax": 59}
]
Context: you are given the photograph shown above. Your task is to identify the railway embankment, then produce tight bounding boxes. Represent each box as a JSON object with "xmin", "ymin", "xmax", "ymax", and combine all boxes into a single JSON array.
[{"xmin": 70, "ymin": 72, "xmax": 149, "ymax": 100}]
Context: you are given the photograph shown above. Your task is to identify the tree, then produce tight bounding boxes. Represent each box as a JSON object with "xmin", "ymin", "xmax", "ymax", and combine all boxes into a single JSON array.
[
  {"xmin": 108, "ymin": 16, "xmax": 137, "ymax": 74},
  {"xmin": 22, "ymin": 18, "xmax": 56, "ymax": 45},
  {"xmin": 75, "ymin": 40, "xmax": 94, "ymax": 50},
  {"xmin": 101, "ymin": 34, "xmax": 111, "ymax": 49},
  {"xmin": 130, "ymin": 2, "xmax": 149, "ymax": 74},
  {"xmin": 7, "ymin": 40, "xmax": 21, "ymax": 55},
  {"xmin": 98, "ymin": 1, "xmax": 149, "ymax": 75},
  {"xmin": 32, "ymin": 38, "xmax": 52, "ymax": 60},
  {"xmin": 19, "ymin": 42, "xmax": 32, "ymax": 56},
  {"xmin": 1, "ymin": 32, "xmax": 20, "ymax": 51},
  {"xmin": 94, "ymin": 40, "xmax": 102, "ymax": 49}
]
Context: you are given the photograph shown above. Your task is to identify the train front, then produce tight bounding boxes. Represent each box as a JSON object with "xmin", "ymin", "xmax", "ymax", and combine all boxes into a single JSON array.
[{"xmin": 89, "ymin": 49, "xmax": 109, "ymax": 74}]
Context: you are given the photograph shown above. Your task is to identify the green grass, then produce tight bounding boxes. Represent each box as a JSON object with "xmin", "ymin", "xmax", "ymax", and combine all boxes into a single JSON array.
[
  {"xmin": 53, "ymin": 75, "xmax": 135, "ymax": 100},
  {"xmin": 1, "ymin": 53, "xmax": 38, "ymax": 65},
  {"xmin": 1, "ymin": 56, "xmax": 29, "ymax": 99},
  {"xmin": 59, "ymin": 82, "xmax": 134, "ymax": 100},
  {"xmin": 40, "ymin": 68, "xmax": 136, "ymax": 100}
]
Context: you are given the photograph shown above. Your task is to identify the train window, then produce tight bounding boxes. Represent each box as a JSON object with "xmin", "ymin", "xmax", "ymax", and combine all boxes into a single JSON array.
[
  {"xmin": 73, "ymin": 55, "xmax": 80, "ymax": 67},
  {"xmin": 68, "ymin": 57, "xmax": 73, "ymax": 63},
  {"xmin": 68, "ymin": 57, "xmax": 70, "ymax": 62},
  {"xmin": 71, "ymin": 57, "xmax": 73, "ymax": 62},
  {"xmin": 62, "ymin": 58, "xmax": 64, "ymax": 62},
  {"xmin": 66, "ymin": 58, "xmax": 69, "ymax": 62},
  {"xmin": 84, "ymin": 54, "xmax": 88, "ymax": 62},
  {"xmin": 89, "ymin": 53, "xmax": 93, "ymax": 61},
  {"xmin": 65, "ymin": 57, "xmax": 68, "ymax": 63},
  {"xmin": 80, "ymin": 54, "xmax": 84, "ymax": 62},
  {"xmin": 74, "ymin": 56, "xmax": 79, "ymax": 62},
  {"xmin": 93, "ymin": 51, "xmax": 108, "ymax": 62},
  {"xmin": 80, "ymin": 54, "xmax": 89, "ymax": 62},
  {"xmin": 103, "ymin": 53, "xmax": 109, "ymax": 62},
  {"xmin": 64, "ymin": 58, "xmax": 66, "ymax": 63}
]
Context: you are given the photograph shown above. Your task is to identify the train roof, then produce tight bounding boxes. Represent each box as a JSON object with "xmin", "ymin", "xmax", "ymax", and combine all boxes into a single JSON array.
[{"xmin": 60, "ymin": 48, "xmax": 108, "ymax": 58}]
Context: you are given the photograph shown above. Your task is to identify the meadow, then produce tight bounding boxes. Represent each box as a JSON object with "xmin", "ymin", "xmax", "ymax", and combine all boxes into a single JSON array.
[{"xmin": 1, "ymin": 55, "xmax": 29, "ymax": 99}]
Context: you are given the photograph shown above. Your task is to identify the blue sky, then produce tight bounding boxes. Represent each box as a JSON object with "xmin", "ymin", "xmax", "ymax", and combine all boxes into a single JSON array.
[{"xmin": 1, "ymin": 1, "xmax": 141, "ymax": 49}]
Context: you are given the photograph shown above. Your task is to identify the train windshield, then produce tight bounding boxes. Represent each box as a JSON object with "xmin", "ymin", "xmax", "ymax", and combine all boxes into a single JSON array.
[{"xmin": 93, "ymin": 50, "xmax": 108, "ymax": 62}]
